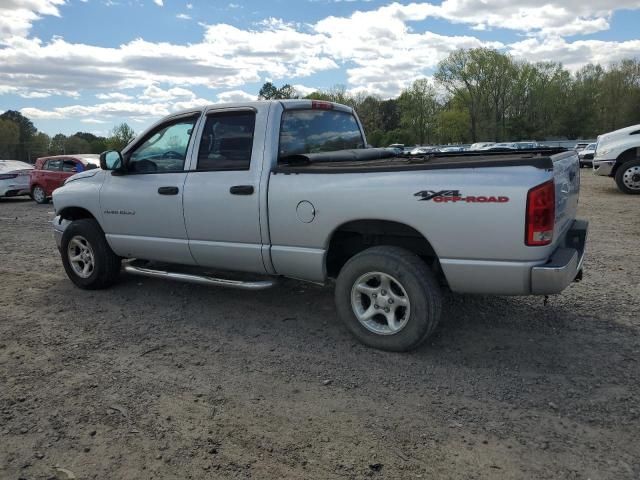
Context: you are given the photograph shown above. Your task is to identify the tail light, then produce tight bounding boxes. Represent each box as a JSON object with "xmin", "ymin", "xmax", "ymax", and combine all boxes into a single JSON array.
[
  {"xmin": 311, "ymin": 100, "xmax": 333, "ymax": 110},
  {"xmin": 0, "ymin": 174, "xmax": 18, "ymax": 180},
  {"xmin": 525, "ymin": 180, "xmax": 555, "ymax": 246}
]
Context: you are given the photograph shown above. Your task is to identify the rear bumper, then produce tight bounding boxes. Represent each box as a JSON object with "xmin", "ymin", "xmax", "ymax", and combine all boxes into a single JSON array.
[
  {"xmin": 440, "ymin": 219, "xmax": 588, "ymax": 296},
  {"xmin": 530, "ymin": 219, "xmax": 587, "ymax": 295}
]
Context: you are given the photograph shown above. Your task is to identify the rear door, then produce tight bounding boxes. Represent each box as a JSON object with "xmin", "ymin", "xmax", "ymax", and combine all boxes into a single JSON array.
[
  {"xmin": 99, "ymin": 113, "xmax": 201, "ymax": 265},
  {"xmin": 182, "ymin": 107, "xmax": 266, "ymax": 273},
  {"xmin": 43, "ymin": 158, "xmax": 63, "ymax": 195}
]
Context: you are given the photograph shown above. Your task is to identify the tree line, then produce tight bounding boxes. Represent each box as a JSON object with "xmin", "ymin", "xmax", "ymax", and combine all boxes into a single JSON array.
[
  {"xmin": 260, "ymin": 48, "xmax": 640, "ymax": 146},
  {"xmin": 0, "ymin": 110, "xmax": 135, "ymax": 163}
]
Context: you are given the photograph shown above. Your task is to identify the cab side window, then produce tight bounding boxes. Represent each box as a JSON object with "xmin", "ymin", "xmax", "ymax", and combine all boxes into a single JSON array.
[
  {"xmin": 45, "ymin": 159, "xmax": 62, "ymax": 171},
  {"xmin": 128, "ymin": 116, "xmax": 198, "ymax": 173},
  {"xmin": 62, "ymin": 160, "xmax": 78, "ymax": 172},
  {"xmin": 196, "ymin": 111, "xmax": 255, "ymax": 171}
]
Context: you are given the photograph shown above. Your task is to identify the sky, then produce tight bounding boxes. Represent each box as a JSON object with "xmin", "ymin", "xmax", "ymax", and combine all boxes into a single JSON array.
[{"xmin": 1, "ymin": 0, "xmax": 640, "ymax": 137}]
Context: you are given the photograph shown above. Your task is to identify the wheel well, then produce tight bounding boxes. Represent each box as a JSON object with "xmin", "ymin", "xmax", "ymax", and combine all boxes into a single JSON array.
[
  {"xmin": 614, "ymin": 147, "xmax": 640, "ymax": 175},
  {"xmin": 59, "ymin": 207, "xmax": 96, "ymax": 222},
  {"xmin": 325, "ymin": 220, "xmax": 443, "ymax": 281}
]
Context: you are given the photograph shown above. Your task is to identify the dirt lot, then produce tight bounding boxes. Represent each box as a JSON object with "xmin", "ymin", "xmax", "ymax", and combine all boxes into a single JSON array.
[{"xmin": 0, "ymin": 172, "xmax": 639, "ymax": 480}]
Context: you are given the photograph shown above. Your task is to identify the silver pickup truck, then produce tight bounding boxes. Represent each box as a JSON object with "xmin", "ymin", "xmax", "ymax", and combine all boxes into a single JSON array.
[{"xmin": 52, "ymin": 100, "xmax": 587, "ymax": 351}]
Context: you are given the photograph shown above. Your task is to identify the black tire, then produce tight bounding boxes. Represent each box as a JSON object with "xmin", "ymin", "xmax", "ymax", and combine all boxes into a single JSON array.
[
  {"xmin": 60, "ymin": 219, "xmax": 121, "ymax": 289},
  {"xmin": 335, "ymin": 246, "xmax": 442, "ymax": 352},
  {"xmin": 31, "ymin": 185, "xmax": 49, "ymax": 204},
  {"xmin": 615, "ymin": 159, "xmax": 640, "ymax": 194}
]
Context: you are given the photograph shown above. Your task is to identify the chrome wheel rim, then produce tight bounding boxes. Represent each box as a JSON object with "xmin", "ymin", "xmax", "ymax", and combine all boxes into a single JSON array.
[
  {"xmin": 350, "ymin": 271, "xmax": 411, "ymax": 335},
  {"xmin": 33, "ymin": 187, "xmax": 45, "ymax": 203},
  {"xmin": 622, "ymin": 166, "xmax": 640, "ymax": 190},
  {"xmin": 67, "ymin": 235, "xmax": 95, "ymax": 278}
]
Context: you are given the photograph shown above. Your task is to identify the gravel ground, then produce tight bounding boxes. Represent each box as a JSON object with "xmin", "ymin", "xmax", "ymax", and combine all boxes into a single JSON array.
[{"xmin": 0, "ymin": 172, "xmax": 639, "ymax": 480}]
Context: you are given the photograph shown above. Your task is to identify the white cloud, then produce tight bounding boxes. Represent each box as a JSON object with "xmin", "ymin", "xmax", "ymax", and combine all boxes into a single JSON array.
[
  {"xmin": 96, "ymin": 92, "xmax": 133, "ymax": 101},
  {"xmin": 216, "ymin": 90, "xmax": 256, "ymax": 103},
  {"xmin": 509, "ymin": 36, "xmax": 640, "ymax": 71},
  {"xmin": 176, "ymin": 13, "xmax": 191, "ymax": 20},
  {"xmin": 186, "ymin": 3, "xmax": 193, "ymax": 9},
  {"xmin": 153, "ymin": 0, "xmax": 163, "ymax": 6},
  {"xmin": 0, "ymin": 0, "xmax": 64, "ymax": 40},
  {"xmin": 138, "ymin": 85, "xmax": 196, "ymax": 101}
]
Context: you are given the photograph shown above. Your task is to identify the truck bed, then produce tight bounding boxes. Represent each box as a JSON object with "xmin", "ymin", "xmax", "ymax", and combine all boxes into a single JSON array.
[{"xmin": 274, "ymin": 148, "xmax": 571, "ymax": 174}]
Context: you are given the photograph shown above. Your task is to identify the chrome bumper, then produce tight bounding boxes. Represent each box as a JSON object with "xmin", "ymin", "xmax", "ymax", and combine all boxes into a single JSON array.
[
  {"xmin": 52, "ymin": 215, "xmax": 70, "ymax": 250},
  {"xmin": 531, "ymin": 219, "xmax": 588, "ymax": 295},
  {"xmin": 593, "ymin": 159, "xmax": 615, "ymax": 176}
]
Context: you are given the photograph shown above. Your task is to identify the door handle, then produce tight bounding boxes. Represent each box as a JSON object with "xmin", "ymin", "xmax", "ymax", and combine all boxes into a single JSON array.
[
  {"xmin": 229, "ymin": 185, "xmax": 254, "ymax": 195},
  {"xmin": 158, "ymin": 186, "xmax": 179, "ymax": 195}
]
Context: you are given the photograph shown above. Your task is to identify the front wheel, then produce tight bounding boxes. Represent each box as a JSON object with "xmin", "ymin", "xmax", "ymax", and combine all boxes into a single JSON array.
[
  {"xmin": 335, "ymin": 246, "xmax": 442, "ymax": 352},
  {"xmin": 32, "ymin": 185, "xmax": 48, "ymax": 204},
  {"xmin": 615, "ymin": 159, "xmax": 640, "ymax": 194},
  {"xmin": 60, "ymin": 219, "xmax": 121, "ymax": 289}
]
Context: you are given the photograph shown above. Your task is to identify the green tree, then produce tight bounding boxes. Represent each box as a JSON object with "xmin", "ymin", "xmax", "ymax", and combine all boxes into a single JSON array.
[
  {"xmin": 106, "ymin": 123, "xmax": 136, "ymax": 151},
  {"xmin": 50, "ymin": 133, "xmax": 67, "ymax": 155},
  {"xmin": 65, "ymin": 135, "xmax": 91, "ymax": 154},
  {"xmin": 398, "ymin": 79, "xmax": 440, "ymax": 145},
  {"xmin": 0, "ymin": 110, "xmax": 37, "ymax": 161},
  {"xmin": 29, "ymin": 132, "xmax": 50, "ymax": 160},
  {"xmin": 258, "ymin": 82, "xmax": 299, "ymax": 100},
  {"xmin": 0, "ymin": 118, "xmax": 20, "ymax": 159}
]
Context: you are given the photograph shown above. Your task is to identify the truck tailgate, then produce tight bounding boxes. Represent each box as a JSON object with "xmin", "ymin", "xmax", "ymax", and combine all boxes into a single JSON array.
[{"xmin": 552, "ymin": 151, "xmax": 580, "ymax": 241}]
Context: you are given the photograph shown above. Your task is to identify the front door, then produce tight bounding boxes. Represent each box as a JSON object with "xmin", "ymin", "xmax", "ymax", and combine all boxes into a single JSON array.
[
  {"xmin": 182, "ymin": 108, "xmax": 266, "ymax": 273},
  {"xmin": 100, "ymin": 114, "xmax": 201, "ymax": 265}
]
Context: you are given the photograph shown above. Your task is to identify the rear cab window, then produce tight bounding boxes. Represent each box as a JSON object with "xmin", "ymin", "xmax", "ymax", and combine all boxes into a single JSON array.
[{"xmin": 278, "ymin": 108, "xmax": 364, "ymax": 160}]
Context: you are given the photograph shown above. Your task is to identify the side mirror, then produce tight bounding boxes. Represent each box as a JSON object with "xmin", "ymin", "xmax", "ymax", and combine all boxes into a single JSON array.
[{"xmin": 99, "ymin": 150, "xmax": 123, "ymax": 171}]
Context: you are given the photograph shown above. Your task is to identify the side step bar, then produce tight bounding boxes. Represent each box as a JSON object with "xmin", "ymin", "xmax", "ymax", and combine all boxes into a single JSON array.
[{"xmin": 123, "ymin": 263, "xmax": 277, "ymax": 291}]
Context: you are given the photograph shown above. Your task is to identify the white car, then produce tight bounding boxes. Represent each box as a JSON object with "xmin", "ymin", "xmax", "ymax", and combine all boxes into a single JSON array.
[
  {"xmin": 578, "ymin": 143, "xmax": 596, "ymax": 168},
  {"xmin": 0, "ymin": 160, "xmax": 33, "ymax": 198},
  {"xmin": 593, "ymin": 124, "xmax": 640, "ymax": 194},
  {"xmin": 409, "ymin": 146, "xmax": 437, "ymax": 155},
  {"xmin": 468, "ymin": 142, "xmax": 495, "ymax": 151}
]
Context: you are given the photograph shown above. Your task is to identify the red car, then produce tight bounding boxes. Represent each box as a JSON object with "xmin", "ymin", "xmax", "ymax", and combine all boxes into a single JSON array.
[{"xmin": 30, "ymin": 154, "xmax": 99, "ymax": 204}]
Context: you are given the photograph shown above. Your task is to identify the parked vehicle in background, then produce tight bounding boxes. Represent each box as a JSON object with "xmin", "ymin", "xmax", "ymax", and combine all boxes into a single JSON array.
[
  {"xmin": 438, "ymin": 146, "xmax": 465, "ymax": 153},
  {"xmin": 409, "ymin": 146, "xmax": 438, "ymax": 155},
  {"xmin": 578, "ymin": 143, "xmax": 596, "ymax": 168},
  {"xmin": 514, "ymin": 141, "xmax": 540, "ymax": 150},
  {"xmin": 51, "ymin": 99, "xmax": 587, "ymax": 352},
  {"xmin": 593, "ymin": 124, "xmax": 640, "ymax": 194},
  {"xmin": 486, "ymin": 142, "xmax": 518, "ymax": 151},
  {"xmin": 468, "ymin": 142, "xmax": 495, "ymax": 150},
  {"xmin": 30, "ymin": 154, "xmax": 100, "ymax": 204},
  {"xmin": 0, "ymin": 160, "xmax": 34, "ymax": 198},
  {"xmin": 385, "ymin": 146, "xmax": 404, "ymax": 155},
  {"xmin": 573, "ymin": 142, "xmax": 590, "ymax": 152}
]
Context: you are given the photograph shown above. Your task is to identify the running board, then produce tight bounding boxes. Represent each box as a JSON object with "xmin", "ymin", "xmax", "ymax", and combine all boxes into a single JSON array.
[{"xmin": 123, "ymin": 263, "xmax": 277, "ymax": 291}]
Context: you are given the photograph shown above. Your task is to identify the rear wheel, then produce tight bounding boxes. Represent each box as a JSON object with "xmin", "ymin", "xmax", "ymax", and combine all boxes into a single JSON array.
[
  {"xmin": 60, "ymin": 219, "xmax": 121, "ymax": 289},
  {"xmin": 31, "ymin": 185, "xmax": 48, "ymax": 204},
  {"xmin": 615, "ymin": 159, "xmax": 640, "ymax": 194},
  {"xmin": 335, "ymin": 246, "xmax": 442, "ymax": 352}
]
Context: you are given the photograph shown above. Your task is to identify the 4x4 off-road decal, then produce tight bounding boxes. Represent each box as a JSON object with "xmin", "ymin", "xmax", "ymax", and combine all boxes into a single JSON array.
[{"xmin": 414, "ymin": 190, "xmax": 509, "ymax": 203}]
